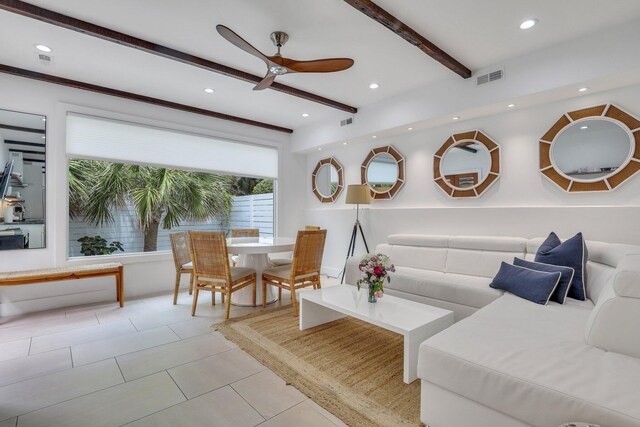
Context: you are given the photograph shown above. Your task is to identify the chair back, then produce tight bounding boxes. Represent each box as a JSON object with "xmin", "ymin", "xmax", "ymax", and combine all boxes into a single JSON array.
[
  {"xmin": 305, "ymin": 226, "xmax": 321, "ymax": 230},
  {"xmin": 169, "ymin": 232, "xmax": 191, "ymax": 271},
  {"xmin": 231, "ymin": 228, "xmax": 260, "ymax": 238},
  {"xmin": 291, "ymin": 229, "xmax": 327, "ymax": 278},
  {"xmin": 188, "ymin": 231, "xmax": 231, "ymax": 283}
]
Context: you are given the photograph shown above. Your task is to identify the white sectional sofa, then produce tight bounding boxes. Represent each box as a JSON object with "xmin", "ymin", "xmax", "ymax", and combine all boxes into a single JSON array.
[{"xmin": 345, "ymin": 234, "xmax": 640, "ymax": 427}]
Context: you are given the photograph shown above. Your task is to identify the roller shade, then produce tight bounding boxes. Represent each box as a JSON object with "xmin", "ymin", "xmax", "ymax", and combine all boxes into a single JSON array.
[{"xmin": 66, "ymin": 113, "xmax": 278, "ymax": 179}]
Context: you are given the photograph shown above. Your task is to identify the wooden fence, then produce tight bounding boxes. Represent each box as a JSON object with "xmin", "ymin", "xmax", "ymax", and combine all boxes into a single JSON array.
[{"xmin": 68, "ymin": 193, "xmax": 274, "ymax": 256}]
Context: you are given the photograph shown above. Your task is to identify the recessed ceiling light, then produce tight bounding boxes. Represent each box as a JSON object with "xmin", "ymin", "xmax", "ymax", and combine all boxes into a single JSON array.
[
  {"xmin": 372, "ymin": 135, "xmax": 377, "ymax": 139},
  {"xmin": 369, "ymin": 83, "xmax": 379, "ymax": 89},
  {"xmin": 519, "ymin": 19, "xmax": 538, "ymax": 30},
  {"xmin": 578, "ymin": 87, "xmax": 588, "ymax": 92},
  {"xmin": 301, "ymin": 113, "xmax": 310, "ymax": 118},
  {"xmin": 343, "ymin": 142, "xmax": 348, "ymax": 145},
  {"xmin": 407, "ymin": 127, "xmax": 413, "ymax": 131},
  {"xmin": 35, "ymin": 44, "xmax": 52, "ymax": 52},
  {"xmin": 318, "ymin": 147, "xmax": 322, "ymax": 151},
  {"xmin": 452, "ymin": 116, "xmax": 460, "ymax": 120},
  {"xmin": 508, "ymin": 104, "xmax": 515, "ymax": 108},
  {"xmin": 204, "ymin": 88, "xmax": 215, "ymax": 93},
  {"xmin": 581, "ymin": 126, "xmax": 588, "ymax": 130}
]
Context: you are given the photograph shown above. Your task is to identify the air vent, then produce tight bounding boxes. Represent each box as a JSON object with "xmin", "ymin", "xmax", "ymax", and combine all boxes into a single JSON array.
[
  {"xmin": 340, "ymin": 117, "xmax": 353, "ymax": 127},
  {"xmin": 476, "ymin": 68, "xmax": 503, "ymax": 86},
  {"xmin": 35, "ymin": 53, "xmax": 53, "ymax": 66}
]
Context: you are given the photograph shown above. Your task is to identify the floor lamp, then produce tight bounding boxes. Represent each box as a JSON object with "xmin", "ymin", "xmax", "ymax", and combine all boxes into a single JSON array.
[{"xmin": 340, "ymin": 184, "xmax": 372, "ymax": 284}]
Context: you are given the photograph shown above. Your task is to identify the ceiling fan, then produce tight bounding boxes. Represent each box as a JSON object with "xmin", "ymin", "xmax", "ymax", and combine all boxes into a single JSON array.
[{"xmin": 216, "ymin": 25, "xmax": 354, "ymax": 91}]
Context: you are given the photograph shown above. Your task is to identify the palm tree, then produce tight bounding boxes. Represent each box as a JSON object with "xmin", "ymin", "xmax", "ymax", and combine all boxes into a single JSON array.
[{"xmin": 69, "ymin": 159, "xmax": 232, "ymax": 252}]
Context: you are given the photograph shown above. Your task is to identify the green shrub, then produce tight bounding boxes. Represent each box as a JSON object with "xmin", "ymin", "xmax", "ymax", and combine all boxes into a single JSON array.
[
  {"xmin": 252, "ymin": 179, "xmax": 273, "ymax": 195},
  {"xmin": 78, "ymin": 236, "xmax": 124, "ymax": 256}
]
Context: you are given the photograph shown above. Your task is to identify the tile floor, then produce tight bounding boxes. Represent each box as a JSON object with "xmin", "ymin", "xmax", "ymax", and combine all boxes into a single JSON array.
[{"xmin": 0, "ymin": 276, "xmax": 347, "ymax": 427}]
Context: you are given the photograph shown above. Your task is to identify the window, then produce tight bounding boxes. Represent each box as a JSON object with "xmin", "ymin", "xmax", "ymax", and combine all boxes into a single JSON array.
[{"xmin": 66, "ymin": 114, "xmax": 277, "ymax": 257}]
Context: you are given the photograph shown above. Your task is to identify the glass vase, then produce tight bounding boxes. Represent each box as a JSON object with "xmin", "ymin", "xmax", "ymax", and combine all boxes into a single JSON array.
[{"xmin": 368, "ymin": 283, "xmax": 377, "ymax": 303}]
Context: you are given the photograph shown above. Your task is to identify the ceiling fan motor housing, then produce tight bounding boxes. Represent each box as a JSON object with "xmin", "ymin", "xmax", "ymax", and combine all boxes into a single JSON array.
[{"xmin": 270, "ymin": 31, "xmax": 289, "ymax": 47}]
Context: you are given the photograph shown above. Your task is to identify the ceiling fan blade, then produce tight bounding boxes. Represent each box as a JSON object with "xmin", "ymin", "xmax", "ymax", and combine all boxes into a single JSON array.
[
  {"xmin": 253, "ymin": 73, "xmax": 277, "ymax": 91},
  {"xmin": 269, "ymin": 57, "xmax": 354, "ymax": 73},
  {"xmin": 216, "ymin": 25, "xmax": 270, "ymax": 64}
]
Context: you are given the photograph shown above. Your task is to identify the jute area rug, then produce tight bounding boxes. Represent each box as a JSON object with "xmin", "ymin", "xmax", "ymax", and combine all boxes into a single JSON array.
[{"xmin": 215, "ymin": 305, "xmax": 422, "ymax": 427}]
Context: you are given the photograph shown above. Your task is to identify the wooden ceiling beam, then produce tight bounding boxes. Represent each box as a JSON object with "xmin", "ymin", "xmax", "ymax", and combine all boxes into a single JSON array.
[
  {"xmin": 343, "ymin": 0, "xmax": 472, "ymax": 78},
  {"xmin": 0, "ymin": 0, "xmax": 358, "ymax": 114},
  {"xmin": 0, "ymin": 64, "xmax": 293, "ymax": 133},
  {"xmin": 0, "ymin": 123, "xmax": 45, "ymax": 134}
]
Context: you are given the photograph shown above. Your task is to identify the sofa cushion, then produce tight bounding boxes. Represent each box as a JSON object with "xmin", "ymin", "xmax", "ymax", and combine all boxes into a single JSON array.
[
  {"xmin": 387, "ymin": 234, "xmax": 449, "ymax": 248},
  {"xmin": 445, "ymin": 248, "xmax": 523, "ymax": 278},
  {"xmin": 388, "ymin": 245, "xmax": 447, "ymax": 271},
  {"xmin": 489, "ymin": 262, "xmax": 561, "ymax": 305},
  {"xmin": 418, "ymin": 294, "xmax": 640, "ymax": 427},
  {"xmin": 388, "ymin": 266, "xmax": 502, "ymax": 309},
  {"xmin": 449, "ymin": 236, "xmax": 527, "ymax": 253},
  {"xmin": 535, "ymin": 232, "xmax": 588, "ymax": 301},
  {"xmin": 513, "ymin": 258, "xmax": 574, "ymax": 304}
]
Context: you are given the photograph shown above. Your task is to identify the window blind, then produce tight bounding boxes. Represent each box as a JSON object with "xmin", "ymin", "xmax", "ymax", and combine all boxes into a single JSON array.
[{"xmin": 66, "ymin": 113, "xmax": 278, "ymax": 179}]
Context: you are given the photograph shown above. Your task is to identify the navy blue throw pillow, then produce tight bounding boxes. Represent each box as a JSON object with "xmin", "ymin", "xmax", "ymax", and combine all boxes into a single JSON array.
[
  {"xmin": 534, "ymin": 232, "xmax": 588, "ymax": 301},
  {"xmin": 490, "ymin": 262, "xmax": 561, "ymax": 305},
  {"xmin": 513, "ymin": 258, "xmax": 574, "ymax": 304}
]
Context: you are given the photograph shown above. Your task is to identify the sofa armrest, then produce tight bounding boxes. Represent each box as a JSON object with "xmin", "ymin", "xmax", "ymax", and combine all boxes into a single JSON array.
[{"xmin": 585, "ymin": 255, "xmax": 640, "ymax": 358}]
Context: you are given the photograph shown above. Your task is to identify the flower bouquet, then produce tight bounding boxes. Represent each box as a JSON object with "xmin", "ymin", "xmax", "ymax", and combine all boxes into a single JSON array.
[{"xmin": 357, "ymin": 253, "xmax": 396, "ymax": 303}]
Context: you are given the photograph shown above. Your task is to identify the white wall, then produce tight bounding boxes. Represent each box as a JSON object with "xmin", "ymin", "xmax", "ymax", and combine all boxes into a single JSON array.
[
  {"xmin": 305, "ymin": 83, "xmax": 640, "ymax": 276},
  {"xmin": 0, "ymin": 73, "xmax": 302, "ymax": 316}
]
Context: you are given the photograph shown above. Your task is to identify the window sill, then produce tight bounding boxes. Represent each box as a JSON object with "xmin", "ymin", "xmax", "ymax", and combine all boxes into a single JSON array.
[{"xmin": 67, "ymin": 251, "xmax": 173, "ymax": 265}]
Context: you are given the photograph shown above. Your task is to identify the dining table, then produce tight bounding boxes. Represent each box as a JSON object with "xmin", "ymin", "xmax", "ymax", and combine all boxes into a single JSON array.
[{"xmin": 227, "ymin": 236, "xmax": 296, "ymax": 306}]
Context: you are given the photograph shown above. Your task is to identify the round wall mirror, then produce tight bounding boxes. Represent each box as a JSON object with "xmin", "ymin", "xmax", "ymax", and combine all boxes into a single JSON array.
[
  {"xmin": 361, "ymin": 145, "xmax": 405, "ymax": 200},
  {"xmin": 312, "ymin": 157, "xmax": 344, "ymax": 203},
  {"xmin": 552, "ymin": 119, "xmax": 631, "ymax": 180},
  {"xmin": 540, "ymin": 104, "xmax": 640, "ymax": 192},
  {"xmin": 434, "ymin": 131, "xmax": 500, "ymax": 198},
  {"xmin": 366, "ymin": 153, "xmax": 398, "ymax": 193}
]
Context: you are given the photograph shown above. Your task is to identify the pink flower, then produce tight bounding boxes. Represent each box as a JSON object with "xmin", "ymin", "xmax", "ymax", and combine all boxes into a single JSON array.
[
  {"xmin": 373, "ymin": 266, "xmax": 383, "ymax": 276},
  {"xmin": 375, "ymin": 291, "xmax": 384, "ymax": 298}
]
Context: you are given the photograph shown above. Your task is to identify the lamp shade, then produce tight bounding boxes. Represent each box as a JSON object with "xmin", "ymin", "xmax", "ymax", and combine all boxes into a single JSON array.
[{"xmin": 345, "ymin": 184, "xmax": 372, "ymax": 205}]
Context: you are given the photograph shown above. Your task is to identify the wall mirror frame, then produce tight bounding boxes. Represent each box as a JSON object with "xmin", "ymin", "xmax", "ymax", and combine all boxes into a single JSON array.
[
  {"xmin": 434, "ymin": 130, "xmax": 500, "ymax": 198},
  {"xmin": 311, "ymin": 157, "xmax": 344, "ymax": 203},
  {"xmin": 361, "ymin": 145, "xmax": 405, "ymax": 200},
  {"xmin": 539, "ymin": 104, "xmax": 640, "ymax": 193}
]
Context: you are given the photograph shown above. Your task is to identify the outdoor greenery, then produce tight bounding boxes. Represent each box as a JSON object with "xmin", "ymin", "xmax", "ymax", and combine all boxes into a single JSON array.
[
  {"xmin": 252, "ymin": 179, "xmax": 273, "ymax": 195},
  {"xmin": 69, "ymin": 159, "xmax": 233, "ymax": 252},
  {"xmin": 77, "ymin": 235, "xmax": 124, "ymax": 256}
]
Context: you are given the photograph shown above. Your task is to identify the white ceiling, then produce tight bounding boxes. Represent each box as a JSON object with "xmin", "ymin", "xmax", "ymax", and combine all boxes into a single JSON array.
[{"xmin": 1, "ymin": 0, "xmax": 639, "ymax": 132}]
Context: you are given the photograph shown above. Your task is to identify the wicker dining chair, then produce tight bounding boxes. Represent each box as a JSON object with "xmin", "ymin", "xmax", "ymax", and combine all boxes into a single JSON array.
[
  {"xmin": 230, "ymin": 229, "xmax": 260, "ymax": 238},
  {"xmin": 230, "ymin": 228, "xmax": 260, "ymax": 266},
  {"xmin": 169, "ymin": 232, "xmax": 194, "ymax": 305},
  {"xmin": 189, "ymin": 231, "xmax": 257, "ymax": 319},
  {"xmin": 269, "ymin": 226, "xmax": 322, "ymax": 267},
  {"xmin": 262, "ymin": 229, "xmax": 327, "ymax": 316}
]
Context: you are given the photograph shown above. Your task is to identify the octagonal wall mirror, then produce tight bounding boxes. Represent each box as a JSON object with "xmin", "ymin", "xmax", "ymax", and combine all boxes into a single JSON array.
[
  {"xmin": 312, "ymin": 157, "xmax": 344, "ymax": 203},
  {"xmin": 434, "ymin": 130, "xmax": 500, "ymax": 198},
  {"xmin": 539, "ymin": 104, "xmax": 640, "ymax": 192},
  {"xmin": 361, "ymin": 145, "xmax": 405, "ymax": 200}
]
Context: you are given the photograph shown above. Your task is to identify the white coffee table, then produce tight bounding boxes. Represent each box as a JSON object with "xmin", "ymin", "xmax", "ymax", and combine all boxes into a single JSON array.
[{"xmin": 299, "ymin": 285, "xmax": 454, "ymax": 384}]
